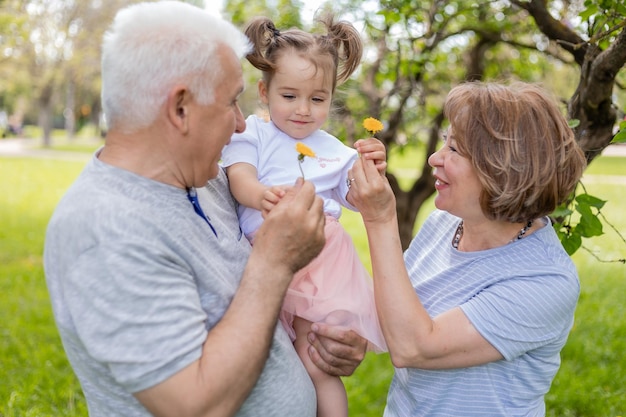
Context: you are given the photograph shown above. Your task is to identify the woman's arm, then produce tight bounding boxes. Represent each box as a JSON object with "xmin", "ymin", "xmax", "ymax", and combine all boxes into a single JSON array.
[{"xmin": 348, "ymin": 157, "xmax": 502, "ymax": 370}]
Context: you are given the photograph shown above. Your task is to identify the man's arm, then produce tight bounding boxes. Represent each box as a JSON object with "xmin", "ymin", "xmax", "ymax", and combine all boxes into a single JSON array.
[{"xmin": 135, "ymin": 178, "xmax": 325, "ymax": 417}]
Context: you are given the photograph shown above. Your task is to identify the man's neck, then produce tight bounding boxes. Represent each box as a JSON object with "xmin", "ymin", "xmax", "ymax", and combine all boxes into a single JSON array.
[{"xmin": 98, "ymin": 128, "xmax": 183, "ymax": 188}]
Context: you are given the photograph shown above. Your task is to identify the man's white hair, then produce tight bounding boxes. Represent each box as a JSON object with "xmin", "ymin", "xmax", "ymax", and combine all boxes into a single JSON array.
[{"xmin": 101, "ymin": 1, "xmax": 250, "ymax": 133}]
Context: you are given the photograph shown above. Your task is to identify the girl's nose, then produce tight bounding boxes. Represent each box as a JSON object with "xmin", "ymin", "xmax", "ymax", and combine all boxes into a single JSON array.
[{"xmin": 295, "ymin": 100, "xmax": 311, "ymax": 116}]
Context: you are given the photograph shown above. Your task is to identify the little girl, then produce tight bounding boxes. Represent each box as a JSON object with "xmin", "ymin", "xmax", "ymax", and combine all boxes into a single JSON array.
[{"xmin": 221, "ymin": 15, "xmax": 386, "ymax": 417}]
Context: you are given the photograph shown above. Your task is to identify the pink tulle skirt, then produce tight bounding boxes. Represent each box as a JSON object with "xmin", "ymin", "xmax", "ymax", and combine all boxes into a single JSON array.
[{"xmin": 279, "ymin": 216, "xmax": 387, "ymax": 353}]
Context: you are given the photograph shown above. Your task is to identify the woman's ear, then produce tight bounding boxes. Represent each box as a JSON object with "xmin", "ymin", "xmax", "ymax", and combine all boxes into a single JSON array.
[{"xmin": 258, "ymin": 79, "xmax": 269, "ymax": 105}]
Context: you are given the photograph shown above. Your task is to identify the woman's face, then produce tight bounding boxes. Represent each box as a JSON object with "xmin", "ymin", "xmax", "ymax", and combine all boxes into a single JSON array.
[{"xmin": 428, "ymin": 128, "xmax": 484, "ymax": 220}]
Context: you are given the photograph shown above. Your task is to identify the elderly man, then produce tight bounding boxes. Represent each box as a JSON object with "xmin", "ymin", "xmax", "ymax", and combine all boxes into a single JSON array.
[{"xmin": 44, "ymin": 2, "xmax": 366, "ymax": 416}]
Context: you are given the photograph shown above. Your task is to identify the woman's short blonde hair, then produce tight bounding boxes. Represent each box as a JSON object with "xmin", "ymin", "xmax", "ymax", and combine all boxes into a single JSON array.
[{"xmin": 444, "ymin": 81, "xmax": 587, "ymax": 222}]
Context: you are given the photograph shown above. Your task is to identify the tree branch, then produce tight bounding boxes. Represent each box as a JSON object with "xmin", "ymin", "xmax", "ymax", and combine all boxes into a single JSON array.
[
  {"xmin": 591, "ymin": 27, "xmax": 626, "ymax": 84},
  {"xmin": 511, "ymin": 0, "xmax": 587, "ymax": 64}
]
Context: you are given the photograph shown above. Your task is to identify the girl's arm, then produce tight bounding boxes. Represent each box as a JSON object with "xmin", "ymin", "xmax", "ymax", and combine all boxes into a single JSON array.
[
  {"xmin": 347, "ymin": 157, "xmax": 502, "ymax": 370},
  {"xmin": 226, "ymin": 162, "xmax": 286, "ymax": 216}
]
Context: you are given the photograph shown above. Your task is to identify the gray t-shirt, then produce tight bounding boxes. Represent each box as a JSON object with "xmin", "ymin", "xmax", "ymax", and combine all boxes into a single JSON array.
[{"xmin": 44, "ymin": 153, "xmax": 316, "ymax": 416}]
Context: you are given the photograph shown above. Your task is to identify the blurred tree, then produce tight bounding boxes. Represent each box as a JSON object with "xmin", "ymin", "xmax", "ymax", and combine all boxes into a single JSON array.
[
  {"xmin": 222, "ymin": 0, "xmax": 625, "ymax": 251},
  {"xmin": 0, "ymin": 0, "xmax": 30, "ymax": 133},
  {"xmin": 0, "ymin": 0, "xmax": 206, "ymax": 145},
  {"xmin": 322, "ymin": 0, "xmax": 626, "ymax": 249},
  {"xmin": 224, "ymin": 0, "xmax": 303, "ymax": 28},
  {"xmin": 1, "ymin": 0, "xmax": 624, "ymax": 250}
]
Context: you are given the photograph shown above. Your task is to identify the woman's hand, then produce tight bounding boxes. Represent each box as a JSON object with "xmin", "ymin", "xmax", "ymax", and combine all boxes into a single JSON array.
[
  {"xmin": 355, "ymin": 138, "xmax": 387, "ymax": 174},
  {"xmin": 347, "ymin": 157, "xmax": 396, "ymax": 225},
  {"xmin": 306, "ymin": 322, "xmax": 367, "ymax": 376}
]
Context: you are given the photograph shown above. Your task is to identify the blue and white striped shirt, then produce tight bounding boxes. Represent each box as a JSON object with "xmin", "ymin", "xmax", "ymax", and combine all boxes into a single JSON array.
[{"xmin": 384, "ymin": 210, "xmax": 579, "ymax": 417}]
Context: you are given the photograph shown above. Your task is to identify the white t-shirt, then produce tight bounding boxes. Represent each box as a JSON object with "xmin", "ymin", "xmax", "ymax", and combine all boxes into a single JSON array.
[{"xmin": 221, "ymin": 115, "xmax": 357, "ymax": 237}]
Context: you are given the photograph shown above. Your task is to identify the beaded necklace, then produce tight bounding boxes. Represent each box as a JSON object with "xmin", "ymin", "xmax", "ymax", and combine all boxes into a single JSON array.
[{"xmin": 452, "ymin": 220, "xmax": 533, "ymax": 249}]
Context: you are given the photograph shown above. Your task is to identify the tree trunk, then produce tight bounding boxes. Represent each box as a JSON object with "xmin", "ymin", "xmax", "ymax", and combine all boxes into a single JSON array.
[
  {"xmin": 39, "ymin": 83, "xmax": 54, "ymax": 148},
  {"xmin": 568, "ymin": 29, "xmax": 626, "ymax": 163},
  {"xmin": 64, "ymin": 80, "xmax": 76, "ymax": 140},
  {"xmin": 519, "ymin": 0, "xmax": 626, "ymax": 163}
]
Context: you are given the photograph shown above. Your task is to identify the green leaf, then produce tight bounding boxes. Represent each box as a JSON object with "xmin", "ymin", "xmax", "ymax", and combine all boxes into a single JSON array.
[
  {"xmin": 579, "ymin": 4, "xmax": 599, "ymax": 20},
  {"xmin": 575, "ymin": 212, "xmax": 604, "ymax": 238},
  {"xmin": 552, "ymin": 205, "xmax": 573, "ymax": 218},
  {"xmin": 575, "ymin": 193, "xmax": 606, "ymax": 209},
  {"xmin": 561, "ymin": 232, "xmax": 582, "ymax": 255},
  {"xmin": 611, "ymin": 129, "xmax": 626, "ymax": 144},
  {"xmin": 568, "ymin": 119, "xmax": 580, "ymax": 128}
]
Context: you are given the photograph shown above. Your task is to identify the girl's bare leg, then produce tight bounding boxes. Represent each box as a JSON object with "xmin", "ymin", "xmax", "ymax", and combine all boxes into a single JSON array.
[{"xmin": 293, "ymin": 316, "xmax": 348, "ymax": 417}]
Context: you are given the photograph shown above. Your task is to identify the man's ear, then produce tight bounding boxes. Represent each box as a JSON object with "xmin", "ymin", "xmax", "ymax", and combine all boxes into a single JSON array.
[
  {"xmin": 167, "ymin": 86, "xmax": 190, "ymax": 133},
  {"xmin": 258, "ymin": 79, "xmax": 269, "ymax": 105}
]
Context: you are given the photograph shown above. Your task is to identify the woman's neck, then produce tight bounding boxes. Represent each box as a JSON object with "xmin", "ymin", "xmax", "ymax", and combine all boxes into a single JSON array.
[{"xmin": 454, "ymin": 218, "xmax": 538, "ymax": 252}]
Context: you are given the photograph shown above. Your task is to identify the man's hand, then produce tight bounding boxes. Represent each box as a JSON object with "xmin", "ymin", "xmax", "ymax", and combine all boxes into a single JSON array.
[
  {"xmin": 306, "ymin": 322, "xmax": 368, "ymax": 377},
  {"xmin": 253, "ymin": 178, "xmax": 325, "ymax": 275}
]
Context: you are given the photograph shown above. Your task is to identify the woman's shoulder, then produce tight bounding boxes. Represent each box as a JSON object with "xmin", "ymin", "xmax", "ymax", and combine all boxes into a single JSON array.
[{"xmin": 425, "ymin": 210, "xmax": 460, "ymax": 229}]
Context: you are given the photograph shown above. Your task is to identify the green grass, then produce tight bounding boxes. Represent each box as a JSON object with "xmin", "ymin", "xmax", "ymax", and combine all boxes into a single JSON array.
[
  {"xmin": 1, "ymin": 158, "xmax": 88, "ymax": 416},
  {"xmin": 1, "ymin": 152, "xmax": 625, "ymax": 416}
]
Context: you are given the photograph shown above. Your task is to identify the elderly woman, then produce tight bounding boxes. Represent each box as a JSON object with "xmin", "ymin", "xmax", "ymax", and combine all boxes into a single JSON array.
[{"xmin": 348, "ymin": 81, "xmax": 587, "ymax": 416}]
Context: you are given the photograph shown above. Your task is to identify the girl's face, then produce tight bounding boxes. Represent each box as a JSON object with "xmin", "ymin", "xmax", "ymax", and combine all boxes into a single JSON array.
[
  {"xmin": 428, "ymin": 129, "xmax": 484, "ymax": 220},
  {"xmin": 258, "ymin": 51, "xmax": 332, "ymax": 140}
]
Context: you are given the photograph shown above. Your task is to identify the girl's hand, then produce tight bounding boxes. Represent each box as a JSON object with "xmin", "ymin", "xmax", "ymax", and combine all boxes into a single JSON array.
[
  {"xmin": 355, "ymin": 138, "xmax": 387, "ymax": 174},
  {"xmin": 260, "ymin": 185, "xmax": 289, "ymax": 218}
]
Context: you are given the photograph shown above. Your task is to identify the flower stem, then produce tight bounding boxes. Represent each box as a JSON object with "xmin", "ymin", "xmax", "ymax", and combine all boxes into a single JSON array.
[{"xmin": 298, "ymin": 161, "xmax": 305, "ymax": 179}]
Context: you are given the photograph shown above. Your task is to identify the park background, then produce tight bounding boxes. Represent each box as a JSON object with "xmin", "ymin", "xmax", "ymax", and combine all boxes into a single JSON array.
[{"xmin": 1, "ymin": 0, "xmax": 625, "ymax": 416}]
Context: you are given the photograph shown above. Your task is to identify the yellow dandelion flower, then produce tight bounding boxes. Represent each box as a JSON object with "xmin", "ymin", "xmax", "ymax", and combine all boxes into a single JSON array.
[
  {"xmin": 363, "ymin": 117, "xmax": 384, "ymax": 135},
  {"xmin": 296, "ymin": 142, "xmax": 316, "ymax": 160},
  {"xmin": 295, "ymin": 142, "xmax": 316, "ymax": 179}
]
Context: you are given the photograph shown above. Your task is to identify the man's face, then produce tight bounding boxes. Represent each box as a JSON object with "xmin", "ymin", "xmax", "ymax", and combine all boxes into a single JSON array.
[{"xmin": 190, "ymin": 46, "xmax": 246, "ymax": 185}]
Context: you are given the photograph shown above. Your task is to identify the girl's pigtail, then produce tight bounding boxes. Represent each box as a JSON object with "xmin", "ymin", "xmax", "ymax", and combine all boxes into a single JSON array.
[
  {"xmin": 318, "ymin": 13, "xmax": 363, "ymax": 85},
  {"xmin": 243, "ymin": 17, "xmax": 278, "ymax": 72}
]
